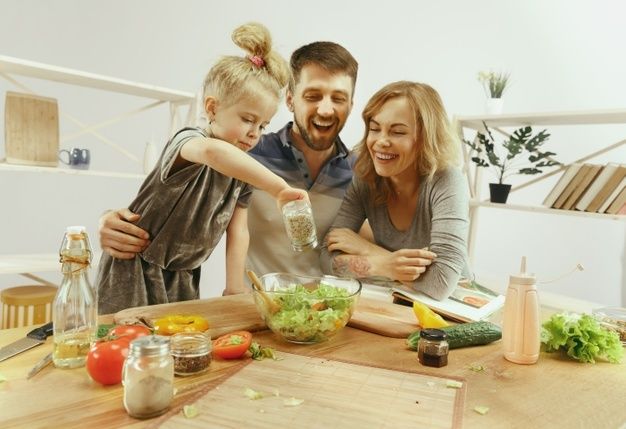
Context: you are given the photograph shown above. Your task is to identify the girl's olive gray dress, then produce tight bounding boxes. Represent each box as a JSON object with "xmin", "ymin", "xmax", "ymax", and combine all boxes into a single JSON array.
[{"xmin": 96, "ymin": 128, "xmax": 252, "ymax": 314}]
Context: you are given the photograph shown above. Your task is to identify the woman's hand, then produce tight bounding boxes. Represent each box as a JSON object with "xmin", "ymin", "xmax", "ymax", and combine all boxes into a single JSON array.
[
  {"xmin": 99, "ymin": 208, "xmax": 150, "ymax": 259},
  {"xmin": 326, "ymin": 228, "xmax": 381, "ymax": 257},
  {"xmin": 373, "ymin": 248, "xmax": 437, "ymax": 282}
]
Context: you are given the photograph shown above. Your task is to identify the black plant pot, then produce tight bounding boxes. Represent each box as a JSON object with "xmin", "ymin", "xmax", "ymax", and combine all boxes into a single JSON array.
[{"xmin": 489, "ymin": 183, "xmax": 512, "ymax": 203}]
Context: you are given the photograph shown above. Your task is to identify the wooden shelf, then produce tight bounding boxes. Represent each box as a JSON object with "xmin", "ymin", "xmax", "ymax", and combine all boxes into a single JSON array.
[
  {"xmin": 456, "ymin": 108, "xmax": 626, "ymax": 130},
  {"xmin": 0, "ymin": 162, "xmax": 145, "ymax": 179},
  {"xmin": 457, "ymin": 107, "xmax": 626, "ymax": 263},
  {"xmin": 0, "ymin": 254, "xmax": 58, "ymax": 275},
  {"xmin": 0, "ymin": 55, "xmax": 195, "ymax": 102},
  {"xmin": 470, "ymin": 200, "xmax": 626, "ymax": 221}
]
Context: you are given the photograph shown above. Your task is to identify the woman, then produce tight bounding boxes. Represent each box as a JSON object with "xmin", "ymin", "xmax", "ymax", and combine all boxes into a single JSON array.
[{"xmin": 320, "ymin": 81, "xmax": 470, "ymax": 300}]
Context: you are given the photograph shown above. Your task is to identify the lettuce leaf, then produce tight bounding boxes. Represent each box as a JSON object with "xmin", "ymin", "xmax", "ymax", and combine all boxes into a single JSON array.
[{"xmin": 541, "ymin": 312, "xmax": 624, "ymax": 363}]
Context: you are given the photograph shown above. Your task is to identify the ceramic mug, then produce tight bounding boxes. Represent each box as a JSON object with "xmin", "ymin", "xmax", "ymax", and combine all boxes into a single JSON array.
[{"xmin": 59, "ymin": 148, "xmax": 90, "ymax": 170}]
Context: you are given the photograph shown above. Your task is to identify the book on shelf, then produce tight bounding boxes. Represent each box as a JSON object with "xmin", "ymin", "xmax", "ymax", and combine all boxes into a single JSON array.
[
  {"xmin": 561, "ymin": 164, "xmax": 603, "ymax": 210},
  {"xmin": 587, "ymin": 166, "xmax": 626, "ymax": 213},
  {"xmin": 390, "ymin": 279, "xmax": 505, "ymax": 323},
  {"xmin": 574, "ymin": 163, "xmax": 621, "ymax": 211},
  {"xmin": 552, "ymin": 164, "xmax": 594, "ymax": 209},
  {"xmin": 606, "ymin": 186, "xmax": 626, "ymax": 215},
  {"xmin": 542, "ymin": 163, "xmax": 582, "ymax": 207}
]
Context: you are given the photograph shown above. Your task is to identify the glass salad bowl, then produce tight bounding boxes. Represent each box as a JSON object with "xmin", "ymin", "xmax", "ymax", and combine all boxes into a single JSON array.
[{"xmin": 252, "ymin": 273, "xmax": 362, "ymax": 344}]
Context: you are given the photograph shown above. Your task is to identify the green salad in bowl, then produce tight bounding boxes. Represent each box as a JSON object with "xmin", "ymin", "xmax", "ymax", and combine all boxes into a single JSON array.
[{"xmin": 253, "ymin": 273, "xmax": 362, "ymax": 344}]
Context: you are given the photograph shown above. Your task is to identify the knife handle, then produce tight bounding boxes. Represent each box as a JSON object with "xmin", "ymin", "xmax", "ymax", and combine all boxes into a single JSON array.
[{"xmin": 26, "ymin": 321, "xmax": 53, "ymax": 341}]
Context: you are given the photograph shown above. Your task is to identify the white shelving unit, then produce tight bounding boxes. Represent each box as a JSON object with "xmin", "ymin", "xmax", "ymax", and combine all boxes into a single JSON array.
[
  {"xmin": 455, "ymin": 109, "xmax": 626, "ymax": 262},
  {"xmin": 0, "ymin": 54, "xmax": 198, "ymax": 279}
]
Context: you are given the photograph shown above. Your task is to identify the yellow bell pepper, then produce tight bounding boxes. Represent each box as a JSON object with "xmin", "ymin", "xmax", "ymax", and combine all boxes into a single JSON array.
[
  {"xmin": 412, "ymin": 301, "xmax": 450, "ymax": 328},
  {"xmin": 153, "ymin": 314, "xmax": 209, "ymax": 335}
]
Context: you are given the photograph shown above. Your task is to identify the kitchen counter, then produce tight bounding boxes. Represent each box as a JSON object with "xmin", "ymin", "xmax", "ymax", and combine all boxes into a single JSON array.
[{"xmin": 0, "ymin": 297, "xmax": 624, "ymax": 429}]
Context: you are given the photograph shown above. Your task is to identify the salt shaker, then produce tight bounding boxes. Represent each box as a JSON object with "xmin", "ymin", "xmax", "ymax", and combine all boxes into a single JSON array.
[
  {"xmin": 502, "ymin": 256, "xmax": 540, "ymax": 364},
  {"xmin": 123, "ymin": 336, "xmax": 174, "ymax": 419},
  {"xmin": 282, "ymin": 200, "xmax": 318, "ymax": 251}
]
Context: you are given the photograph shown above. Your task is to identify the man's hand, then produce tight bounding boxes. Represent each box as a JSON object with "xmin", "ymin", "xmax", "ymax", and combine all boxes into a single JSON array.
[{"xmin": 99, "ymin": 208, "xmax": 150, "ymax": 259}]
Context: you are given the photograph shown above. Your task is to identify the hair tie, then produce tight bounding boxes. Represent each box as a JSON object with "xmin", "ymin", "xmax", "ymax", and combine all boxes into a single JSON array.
[{"xmin": 248, "ymin": 55, "xmax": 265, "ymax": 68}]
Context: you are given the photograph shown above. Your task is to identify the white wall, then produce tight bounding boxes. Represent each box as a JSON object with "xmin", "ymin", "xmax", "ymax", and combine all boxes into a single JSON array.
[{"xmin": 1, "ymin": 0, "xmax": 625, "ymax": 306}]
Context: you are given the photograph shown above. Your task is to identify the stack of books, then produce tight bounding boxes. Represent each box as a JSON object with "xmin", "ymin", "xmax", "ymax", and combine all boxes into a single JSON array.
[{"xmin": 543, "ymin": 163, "xmax": 626, "ymax": 215}]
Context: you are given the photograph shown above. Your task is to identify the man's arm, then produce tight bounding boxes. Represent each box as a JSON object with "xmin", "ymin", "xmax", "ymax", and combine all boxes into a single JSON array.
[
  {"xmin": 99, "ymin": 208, "xmax": 149, "ymax": 259},
  {"xmin": 223, "ymin": 206, "xmax": 251, "ymax": 295}
]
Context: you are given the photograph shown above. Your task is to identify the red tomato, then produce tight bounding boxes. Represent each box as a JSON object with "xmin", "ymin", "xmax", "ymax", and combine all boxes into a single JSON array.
[
  {"xmin": 108, "ymin": 325, "xmax": 151, "ymax": 341},
  {"xmin": 213, "ymin": 331, "xmax": 253, "ymax": 360},
  {"xmin": 86, "ymin": 337, "xmax": 131, "ymax": 385}
]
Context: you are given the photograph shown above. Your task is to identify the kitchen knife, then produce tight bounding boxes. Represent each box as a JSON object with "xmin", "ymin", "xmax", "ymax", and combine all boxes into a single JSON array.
[{"xmin": 0, "ymin": 321, "xmax": 53, "ymax": 362}]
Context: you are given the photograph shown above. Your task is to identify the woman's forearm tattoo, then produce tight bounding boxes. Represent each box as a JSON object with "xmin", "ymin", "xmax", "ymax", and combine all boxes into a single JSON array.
[{"xmin": 332, "ymin": 255, "xmax": 371, "ymax": 277}]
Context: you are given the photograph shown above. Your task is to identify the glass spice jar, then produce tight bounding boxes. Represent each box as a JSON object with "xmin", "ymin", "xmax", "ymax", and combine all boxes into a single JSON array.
[
  {"xmin": 171, "ymin": 331, "xmax": 212, "ymax": 376},
  {"xmin": 122, "ymin": 336, "xmax": 174, "ymax": 419},
  {"xmin": 282, "ymin": 200, "xmax": 318, "ymax": 251},
  {"xmin": 417, "ymin": 328, "xmax": 449, "ymax": 368}
]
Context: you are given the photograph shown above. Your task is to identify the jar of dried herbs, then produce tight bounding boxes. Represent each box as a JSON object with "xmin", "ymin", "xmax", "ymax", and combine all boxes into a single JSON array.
[
  {"xmin": 282, "ymin": 200, "xmax": 318, "ymax": 251},
  {"xmin": 417, "ymin": 328, "xmax": 449, "ymax": 368},
  {"xmin": 122, "ymin": 335, "xmax": 174, "ymax": 419},
  {"xmin": 171, "ymin": 331, "xmax": 212, "ymax": 376}
]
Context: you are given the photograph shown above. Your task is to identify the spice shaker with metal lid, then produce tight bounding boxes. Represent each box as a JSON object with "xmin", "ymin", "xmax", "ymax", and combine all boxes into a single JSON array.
[
  {"xmin": 171, "ymin": 331, "xmax": 212, "ymax": 376},
  {"xmin": 282, "ymin": 200, "xmax": 318, "ymax": 251},
  {"xmin": 123, "ymin": 336, "xmax": 174, "ymax": 419},
  {"xmin": 418, "ymin": 328, "xmax": 449, "ymax": 368}
]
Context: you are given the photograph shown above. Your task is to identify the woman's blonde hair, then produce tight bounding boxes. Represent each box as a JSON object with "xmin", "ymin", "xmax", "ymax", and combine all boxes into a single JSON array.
[
  {"xmin": 353, "ymin": 81, "xmax": 461, "ymax": 204},
  {"xmin": 203, "ymin": 22, "xmax": 290, "ymax": 106}
]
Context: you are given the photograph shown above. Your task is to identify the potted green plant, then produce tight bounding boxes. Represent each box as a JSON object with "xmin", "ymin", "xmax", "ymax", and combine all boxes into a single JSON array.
[
  {"xmin": 478, "ymin": 70, "xmax": 510, "ymax": 114},
  {"xmin": 464, "ymin": 122, "xmax": 560, "ymax": 203}
]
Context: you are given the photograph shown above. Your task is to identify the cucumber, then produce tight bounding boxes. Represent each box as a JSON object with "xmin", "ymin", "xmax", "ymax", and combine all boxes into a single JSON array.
[{"xmin": 406, "ymin": 321, "xmax": 502, "ymax": 350}]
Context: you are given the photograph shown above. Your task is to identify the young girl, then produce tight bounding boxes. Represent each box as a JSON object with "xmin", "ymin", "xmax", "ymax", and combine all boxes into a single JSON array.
[
  {"xmin": 96, "ymin": 22, "xmax": 306, "ymax": 314},
  {"xmin": 320, "ymin": 81, "xmax": 471, "ymax": 301}
]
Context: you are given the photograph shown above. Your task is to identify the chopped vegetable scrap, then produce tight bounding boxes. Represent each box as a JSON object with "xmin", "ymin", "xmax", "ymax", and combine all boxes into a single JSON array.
[
  {"xmin": 153, "ymin": 315, "xmax": 209, "ymax": 336},
  {"xmin": 467, "ymin": 363, "xmax": 487, "ymax": 372},
  {"xmin": 541, "ymin": 312, "xmax": 623, "ymax": 363},
  {"xmin": 244, "ymin": 387, "xmax": 264, "ymax": 400},
  {"xmin": 249, "ymin": 342, "xmax": 281, "ymax": 361},
  {"xmin": 446, "ymin": 380, "xmax": 463, "ymax": 389},
  {"xmin": 474, "ymin": 406, "xmax": 490, "ymax": 415},
  {"xmin": 182, "ymin": 405, "xmax": 199, "ymax": 419},
  {"xmin": 283, "ymin": 397, "xmax": 305, "ymax": 407},
  {"xmin": 0, "ymin": 373, "xmax": 6, "ymax": 383}
]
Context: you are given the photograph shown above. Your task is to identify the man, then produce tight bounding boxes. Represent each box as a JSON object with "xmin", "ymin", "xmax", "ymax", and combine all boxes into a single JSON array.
[{"xmin": 98, "ymin": 41, "xmax": 359, "ymax": 294}]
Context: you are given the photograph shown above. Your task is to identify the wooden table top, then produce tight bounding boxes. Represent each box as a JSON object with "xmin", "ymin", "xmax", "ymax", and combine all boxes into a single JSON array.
[{"xmin": 0, "ymin": 299, "xmax": 625, "ymax": 429}]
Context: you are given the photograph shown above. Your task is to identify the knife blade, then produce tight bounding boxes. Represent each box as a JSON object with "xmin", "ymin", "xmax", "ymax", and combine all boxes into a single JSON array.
[
  {"xmin": 27, "ymin": 352, "xmax": 53, "ymax": 379},
  {"xmin": 0, "ymin": 321, "xmax": 53, "ymax": 362}
]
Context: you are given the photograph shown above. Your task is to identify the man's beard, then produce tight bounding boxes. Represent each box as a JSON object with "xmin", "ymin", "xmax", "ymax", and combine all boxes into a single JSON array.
[{"xmin": 294, "ymin": 117, "xmax": 337, "ymax": 152}]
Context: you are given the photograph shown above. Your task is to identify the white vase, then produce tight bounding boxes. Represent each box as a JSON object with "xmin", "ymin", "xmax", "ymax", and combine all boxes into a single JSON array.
[{"xmin": 485, "ymin": 98, "xmax": 504, "ymax": 115}]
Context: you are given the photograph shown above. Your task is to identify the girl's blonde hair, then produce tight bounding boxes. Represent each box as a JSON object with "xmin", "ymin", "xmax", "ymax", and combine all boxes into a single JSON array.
[
  {"xmin": 354, "ymin": 81, "xmax": 461, "ymax": 204},
  {"xmin": 203, "ymin": 22, "xmax": 290, "ymax": 106}
]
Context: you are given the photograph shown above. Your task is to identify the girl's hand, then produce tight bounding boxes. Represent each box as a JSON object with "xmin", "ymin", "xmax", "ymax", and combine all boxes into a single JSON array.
[
  {"xmin": 373, "ymin": 248, "xmax": 437, "ymax": 282},
  {"xmin": 275, "ymin": 186, "xmax": 309, "ymax": 209},
  {"xmin": 326, "ymin": 228, "xmax": 381, "ymax": 257}
]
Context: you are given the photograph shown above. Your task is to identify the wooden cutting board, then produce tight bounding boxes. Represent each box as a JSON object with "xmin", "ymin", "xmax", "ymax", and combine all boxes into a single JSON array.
[
  {"xmin": 5, "ymin": 91, "xmax": 59, "ymax": 166},
  {"xmin": 153, "ymin": 352, "xmax": 465, "ymax": 429},
  {"xmin": 113, "ymin": 294, "xmax": 418, "ymax": 339}
]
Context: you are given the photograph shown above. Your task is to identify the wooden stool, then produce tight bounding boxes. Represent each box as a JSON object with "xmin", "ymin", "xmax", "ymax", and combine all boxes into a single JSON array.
[{"xmin": 1, "ymin": 285, "xmax": 57, "ymax": 329}]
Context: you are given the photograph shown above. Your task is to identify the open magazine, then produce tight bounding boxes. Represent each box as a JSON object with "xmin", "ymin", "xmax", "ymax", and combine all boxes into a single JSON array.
[{"xmin": 384, "ymin": 278, "xmax": 505, "ymax": 323}]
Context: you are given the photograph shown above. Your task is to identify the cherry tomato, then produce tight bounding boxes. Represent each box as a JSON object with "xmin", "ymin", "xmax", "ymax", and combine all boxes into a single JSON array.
[
  {"xmin": 108, "ymin": 325, "xmax": 151, "ymax": 341},
  {"xmin": 213, "ymin": 331, "xmax": 253, "ymax": 360},
  {"xmin": 153, "ymin": 315, "xmax": 210, "ymax": 336},
  {"xmin": 86, "ymin": 337, "xmax": 131, "ymax": 385}
]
